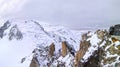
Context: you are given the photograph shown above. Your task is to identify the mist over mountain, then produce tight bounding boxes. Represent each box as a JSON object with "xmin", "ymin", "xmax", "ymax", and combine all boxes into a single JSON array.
[
  {"xmin": 0, "ymin": 0, "xmax": 120, "ymax": 67},
  {"xmin": 0, "ymin": 0, "xmax": 120, "ymax": 29}
]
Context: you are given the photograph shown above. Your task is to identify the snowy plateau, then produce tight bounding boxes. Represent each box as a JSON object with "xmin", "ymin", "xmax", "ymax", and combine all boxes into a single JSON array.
[{"xmin": 0, "ymin": 20, "xmax": 120, "ymax": 67}]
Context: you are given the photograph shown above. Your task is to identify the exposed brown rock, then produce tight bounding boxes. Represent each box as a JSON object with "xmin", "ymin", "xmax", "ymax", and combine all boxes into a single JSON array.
[
  {"xmin": 111, "ymin": 37, "xmax": 120, "ymax": 43},
  {"xmin": 75, "ymin": 49, "xmax": 85, "ymax": 67},
  {"xmin": 97, "ymin": 30, "xmax": 105, "ymax": 40},
  {"xmin": 75, "ymin": 40, "xmax": 90, "ymax": 67},
  {"xmin": 103, "ymin": 57, "xmax": 117, "ymax": 65},
  {"xmin": 79, "ymin": 40, "xmax": 90, "ymax": 51},
  {"xmin": 49, "ymin": 43, "xmax": 55, "ymax": 57},
  {"xmin": 47, "ymin": 63, "xmax": 51, "ymax": 67},
  {"xmin": 29, "ymin": 57, "xmax": 39, "ymax": 67},
  {"xmin": 62, "ymin": 41, "xmax": 67, "ymax": 57}
]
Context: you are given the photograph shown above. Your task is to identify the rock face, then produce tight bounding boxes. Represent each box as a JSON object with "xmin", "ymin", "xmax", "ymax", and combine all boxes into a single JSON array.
[
  {"xmin": 97, "ymin": 30, "xmax": 105, "ymax": 40},
  {"xmin": 0, "ymin": 21, "xmax": 23, "ymax": 40},
  {"xmin": 98, "ymin": 30, "xmax": 120, "ymax": 67},
  {"xmin": 79, "ymin": 40, "xmax": 90, "ymax": 51},
  {"xmin": 29, "ymin": 57, "xmax": 39, "ymax": 67},
  {"xmin": 75, "ymin": 40, "xmax": 90, "ymax": 67},
  {"xmin": 62, "ymin": 41, "xmax": 68, "ymax": 57},
  {"xmin": 9, "ymin": 25, "xmax": 23, "ymax": 40},
  {"xmin": 0, "ymin": 21, "xmax": 11, "ymax": 38},
  {"xmin": 17, "ymin": 26, "xmax": 120, "ymax": 67},
  {"xmin": 83, "ymin": 50, "xmax": 100, "ymax": 67},
  {"xmin": 109, "ymin": 24, "xmax": 120, "ymax": 36},
  {"xmin": 115, "ymin": 63, "xmax": 120, "ymax": 67},
  {"xmin": 49, "ymin": 43, "xmax": 55, "ymax": 57}
]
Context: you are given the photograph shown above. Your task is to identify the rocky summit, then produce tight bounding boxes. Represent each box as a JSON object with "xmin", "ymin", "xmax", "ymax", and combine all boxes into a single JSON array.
[{"xmin": 0, "ymin": 20, "xmax": 120, "ymax": 67}]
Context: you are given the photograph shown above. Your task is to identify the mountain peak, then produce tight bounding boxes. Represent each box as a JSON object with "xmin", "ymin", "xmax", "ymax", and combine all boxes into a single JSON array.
[{"xmin": 1, "ymin": 20, "xmax": 119, "ymax": 67}]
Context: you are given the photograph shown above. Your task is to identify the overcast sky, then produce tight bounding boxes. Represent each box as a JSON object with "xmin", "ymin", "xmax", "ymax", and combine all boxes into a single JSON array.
[{"xmin": 0, "ymin": 0, "xmax": 120, "ymax": 29}]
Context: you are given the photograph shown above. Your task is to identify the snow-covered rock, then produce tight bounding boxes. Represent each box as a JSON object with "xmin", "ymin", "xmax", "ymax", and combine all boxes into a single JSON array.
[
  {"xmin": 1, "ymin": 19, "xmax": 119, "ymax": 67},
  {"xmin": 0, "ymin": 20, "xmax": 82, "ymax": 67}
]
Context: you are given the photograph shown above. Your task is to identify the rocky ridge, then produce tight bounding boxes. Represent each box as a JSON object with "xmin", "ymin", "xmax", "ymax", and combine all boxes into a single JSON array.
[
  {"xmin": 0, "ymin": 20, "xmax": 120, "ymax": 67},
  {"xmin": 29, "ymin": 29, "xmax": 120, "ymax": 67}
]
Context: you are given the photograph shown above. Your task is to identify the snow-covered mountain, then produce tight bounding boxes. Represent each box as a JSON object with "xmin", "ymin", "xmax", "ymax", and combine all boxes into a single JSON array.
[
  {"xmin": 0, "ymin": 20, "xmax": 120, "ymax": 67},
  {"xmin": 0, "ymin": 20, "xmax": 84, "ymax": 67}
]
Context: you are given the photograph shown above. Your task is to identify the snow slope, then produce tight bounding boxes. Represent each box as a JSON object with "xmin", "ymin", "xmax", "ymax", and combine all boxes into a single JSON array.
[
  {"xmin": 0, "ymin": 20, "xmax": 84, "ymax": 67},
  {"xmin": 1, "ymin": 20, "xmax": 118, "ymax": 67}
]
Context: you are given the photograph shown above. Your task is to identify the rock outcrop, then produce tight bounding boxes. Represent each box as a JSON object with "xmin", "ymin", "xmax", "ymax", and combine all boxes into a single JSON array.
[
  {"xmin": 0, "ymin": 21, "xmax": 11, "ymax": 38},
  {"xmin": 109, "ymin": 24, "xmax": 120, "ymax": 36},
  {"xmin": 62, "ymin": 41, "xmax": 68, "ymax": 57},
  {"xmin": 28, "ymin": 29, "xmax": 120, "ymax": 67},
  {"xmin": 109, "ymin": 24, "xmax": 120, "ymax": 41},
  {"xmin": 49, "ymin": 43, "xmax": 55, "ymax": 57},
  {"xmin": 97, "ymin": 30, "xmax": 105, "ymax": 40},
  {"xmin": 83, "ymin": 49, "xmax": 100, "ymax": 67},
  {"xmin": 111, "ymin": 37, "xmax": 120, "ymax": 43},
  {"xmin": 29, "ymin": 57, "xmax": 39, "ymax": 67},
  {"xmin": 75, "ymin": 40, "xmax": 90, "ymax": 67},
  {"xmin": 9, "ymin": 25, "xmax": 23, "ymax": 40}
]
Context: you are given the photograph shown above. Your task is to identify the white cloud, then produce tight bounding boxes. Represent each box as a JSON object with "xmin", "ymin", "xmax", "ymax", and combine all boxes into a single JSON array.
[
  {"xmin": 0, "ymin": 0, "xmax": 28, "ymax": 17},
  {"xmin": 0, "ymin": 0, "xmax": 120, "ymax": 29}
]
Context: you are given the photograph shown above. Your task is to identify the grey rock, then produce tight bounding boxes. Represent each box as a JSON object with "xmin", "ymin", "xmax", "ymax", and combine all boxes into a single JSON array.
[
  {"xmin": 9, "ymin": 25, "xmax": 23, "ymax": 40},
  {"xmin": 115, "ymin": 62, "xmax": 120, "ymax": 67},
  {"xmin": 109, "ymin": 24, "xmax": 120, "ymax": 36},
  {"xmin": 0, "ymin": 21, "xmax": 11, "ymax": 38}
]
